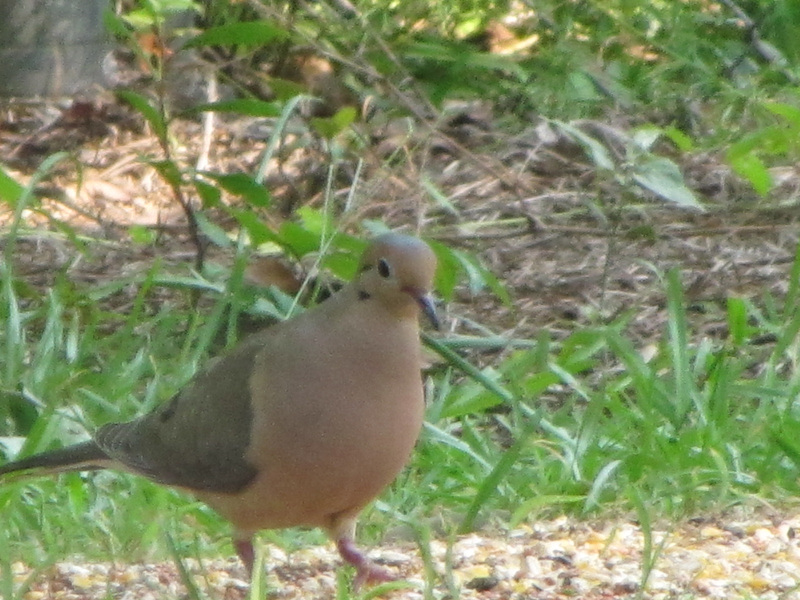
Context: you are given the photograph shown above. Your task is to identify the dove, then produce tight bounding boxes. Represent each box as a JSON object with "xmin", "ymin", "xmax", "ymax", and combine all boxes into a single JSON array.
[{"xmin": 0, "ymin": 232, "xmax": 439, "ymax": 587}]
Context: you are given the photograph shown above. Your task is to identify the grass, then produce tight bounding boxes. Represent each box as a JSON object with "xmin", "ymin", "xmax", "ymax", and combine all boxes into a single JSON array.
[{"xmin": 2, "ymin": 224, "xmax": 800, "ymax": 596}]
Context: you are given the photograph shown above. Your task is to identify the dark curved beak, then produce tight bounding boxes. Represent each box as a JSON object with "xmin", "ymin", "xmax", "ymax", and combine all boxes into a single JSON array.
[{"xmin": 415, "ymin": 293, "xmax": 440, "ymax": 330}]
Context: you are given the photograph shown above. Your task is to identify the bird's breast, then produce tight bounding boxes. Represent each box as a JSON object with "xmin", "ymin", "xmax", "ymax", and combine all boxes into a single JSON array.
[{"xmin": 204, "ymin": 316, "xmax": 425, "ymax": 532}]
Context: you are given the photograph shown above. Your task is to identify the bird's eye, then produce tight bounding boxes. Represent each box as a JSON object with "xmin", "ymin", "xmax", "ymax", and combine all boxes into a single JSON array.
[{"xmin": 377, "ymin": 258, "xmax": 392, "ymax": 278}]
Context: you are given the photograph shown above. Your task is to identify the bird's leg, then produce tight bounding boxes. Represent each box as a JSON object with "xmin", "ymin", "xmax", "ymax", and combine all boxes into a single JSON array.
[
  {"xmin": 336, "ymin": 536, "xmax": 397, "ymax": 588},
  {"xmin": 233, "ymin": 536, "xmax": 255, "ymax": 577},
  {"xmin": 329, "ymin": 515, "xmax": 397, "ymax": 589},
  {"xmin": 331, "ymin": 517, "xmax": 397, "ymax": 587}
]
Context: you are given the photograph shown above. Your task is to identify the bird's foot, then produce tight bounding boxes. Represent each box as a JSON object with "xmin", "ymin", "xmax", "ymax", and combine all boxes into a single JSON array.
[
  {"xmin": 234, "ymin": 537, "xmax": 255, "ymax": 577},
  {"xmin": 354, "ymin": 561, "xmax": 397, "ymax": 589},
  {"xmin": 337, "ymin": 537, "xmax": 398, "ymax": 589}
]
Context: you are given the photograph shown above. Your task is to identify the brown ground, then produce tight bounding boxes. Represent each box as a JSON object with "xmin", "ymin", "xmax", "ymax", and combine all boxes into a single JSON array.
[
  {"xmin": 2, "ymin": 92, "xmax": 798, "ymax": 352},
  {"xmin": 10, "ymin": 512, "xmax": 800, "ymax": 599}
]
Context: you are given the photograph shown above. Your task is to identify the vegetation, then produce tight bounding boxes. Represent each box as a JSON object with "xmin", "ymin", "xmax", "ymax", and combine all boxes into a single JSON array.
[{"xmin": 2, "ymin": 0, "xmax": 800, "ymax": 597}]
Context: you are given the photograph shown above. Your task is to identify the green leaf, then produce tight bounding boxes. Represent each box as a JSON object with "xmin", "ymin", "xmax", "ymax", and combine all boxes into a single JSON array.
[
  {"xmin": 460, "ymin": 51, "xmax": 527, "ymax": 81},
  {"xmin": 582, "ymin": 69, "xmax": 635, "ymax": 107},
  {"xmin": 764, "ymin": 102, "xmax": 800, "ymax": 129},
  {"xmin": 568, "ymin": 71, "xmax": 603, "ymax": 102},
  {"xmin": 296, "ymin": 206, "xmax": 331, "ymax": 236},
  {"xmin": 422, "ymin": 177, "xmax": 460, "ymax": 216},
  {"xmin": 116, "ymin": 90, "xmax": 167, "ymax": 142},
  {"xmin": 771, "ymin": 423, "xmax": 800, "ymax": 468},
  {"xmin": 786, "ymin": 241, "xmax": 800, "ymax": 312},
  {"xmin": 663, "ymin": 126, "xmax": 694, "ymax": 151},
  {"xmin": 0, "ymin": 166, "xmax": 24, "ymax": 206},
  {"xmin": 552, "ymin": 120, "xmax": 615, "ymax": 170},
  {"xmin": 103, "ymin": 8, "xmax": 134, "ymax": 39},
  {"xmin": 123, "ymin": 9, "xmax": 159, "ymax": 29},
  {"xmin": 183, "ymin": 21, "xmax": 289, "ymax": 50},
  {"xmin": 728, "ymin": 153, "xmax": 772, "ymax": 196},
  {"xmin": 166, "ymin": 532, "xmax": 204, "ymax": 600},
  {"xmin": 631, "ymin": 126, "xmax": 662, "ymax": 151},
  {"xmin": 150, "ymin": 159, "xmax": 183, "ymax": 189},
  {"xmin": 148, "ymin": 0, "xmax": 198, "ymax": 15},
  {"xmin": 403, "ymin": 41, "xmax": 526, "ymax": 81},
  {"xmin": 278, "ymin": 222, "xmax": 320, "ymax": 257},
  {"xmin": 438, "ymin": 245, "xmax": 511, "ymax": 304},
  {"xmin": 203, "ymin": 173, "xmax": 271, "ymax": 208},
  {"xmin": 440, "ymin": 368, "xmax": 508, "ymax": 419},
  {"xmin": 424, "ymin": 333, "xmax": 513, "ymax": 416},
  {"xmin": 194, "ymin": 211, "xmax": 231, "ymax": 248},
  {"xmin": 460, "ymin": 420, "xmax": 539, "ymax": 533},
  {"xmin": 422, "ymin": 422, "xmax": 492, "ymax": 470},
  {"xmin": 429, "ymin": 241, "xmax": 460, "ymax": 300},
  {"xmin": 665, "ymin": 268, "xmax": 694, "ymax": 429},
  {"xmin": 188, "ymin": 99, "xmax": 282, "ymax": 117},
  {"xmin": 729, "ymin": 126, "xmax": 789, "ymax": 158},
  {"xmin": 229, "ymin": 208, "xmax": 275, "ymax": 247},
  {"xmin": 584, "ymin": 459, "xmax": 622, "ymax": 511},
  {"xmin": 454, "ymin": 15, "xmax": 483, "ymax": 38},
  {"xmin": 194, "ymin": 179, "xmax": 221, "ymax": 208},
  {"xmin": 128, "ymin": 225, "xmax": 158, "ymax": 245},
  {"xmin": 267, "ymin": 77, "xmax": 307, "ymax": 102},
  {"xmin": 632, "ymin": 156, "xmax": 703, "ymax": 209},
  {"xmin": 322, "ymin": 251, "xmax": 360, "ymax": 281},
  {"xmin": 310, "ymin": 106, "xmax": 357, "ymax": 139},
  {"xmin": 727, "ymin": 297, "xmax": 747, "ymax": 346}
]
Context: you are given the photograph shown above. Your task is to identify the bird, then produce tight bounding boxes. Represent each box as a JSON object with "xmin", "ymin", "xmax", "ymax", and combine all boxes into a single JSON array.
[{"xmin": 0, "ymin": 232, "xmax": 439, "ymax": 587}]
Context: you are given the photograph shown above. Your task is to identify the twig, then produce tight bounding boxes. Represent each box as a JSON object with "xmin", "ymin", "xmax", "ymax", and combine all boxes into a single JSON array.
[
  {"xmin": 195, "ymin": 66, "xmax": 218, "ymax": 173},
  {"xmin": 154, "ymin": 93, "xmax": 206, "ymax": 273},
  {"xmin": 717, "ymin": 0, "xmax": 799, "ymax": 84}
]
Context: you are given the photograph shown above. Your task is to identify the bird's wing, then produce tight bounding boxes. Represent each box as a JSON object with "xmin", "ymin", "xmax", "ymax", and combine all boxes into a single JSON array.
[{"xmin": 94, "ymin": 336, "xmax": 265, "ymax": 493}]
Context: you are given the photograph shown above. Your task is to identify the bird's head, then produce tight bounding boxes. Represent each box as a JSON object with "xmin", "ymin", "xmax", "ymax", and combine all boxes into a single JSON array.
[{"xmin": 355, "ymin": 233, "xmax": 439, "ymax": 329}]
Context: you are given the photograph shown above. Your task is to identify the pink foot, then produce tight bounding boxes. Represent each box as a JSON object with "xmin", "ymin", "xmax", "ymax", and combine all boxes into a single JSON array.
[
  {"xmin": 234, "ymin": 537, "xmax": 255, "ymax": 576},
  {"xmin": 336, "ymin": 537, "xmax": 397, "ymax": 588}
]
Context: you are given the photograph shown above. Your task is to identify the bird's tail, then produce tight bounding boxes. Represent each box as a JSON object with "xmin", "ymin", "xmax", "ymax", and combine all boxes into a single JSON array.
[{"xmin": 0, "ymin": 441, "xmax": 111, "ymax": 478}]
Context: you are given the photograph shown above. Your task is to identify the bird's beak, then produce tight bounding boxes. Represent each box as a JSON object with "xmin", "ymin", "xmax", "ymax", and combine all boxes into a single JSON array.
[{"xmin": 415, "ymin": 292, "xmax": 440, "ymax": 330}]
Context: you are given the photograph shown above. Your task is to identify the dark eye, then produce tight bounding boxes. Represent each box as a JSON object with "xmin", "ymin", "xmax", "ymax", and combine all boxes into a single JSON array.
[{"xmin": 377, "ymin": 258, "xmax": 392, "ymax": 278}]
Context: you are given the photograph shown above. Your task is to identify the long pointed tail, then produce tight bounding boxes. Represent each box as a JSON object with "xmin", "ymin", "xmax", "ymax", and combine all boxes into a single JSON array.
[{"xmin": 0, "ymin": 441, "xmax": 111, "ymax": 477}]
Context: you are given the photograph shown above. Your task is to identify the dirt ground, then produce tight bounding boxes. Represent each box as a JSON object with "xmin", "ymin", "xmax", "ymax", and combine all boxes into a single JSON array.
[
  {"xmin": 2, "ymin": 93, "xmax": 798, "ymax": 351},
  {"xmin": 10, "ymin": 512, "xmax": 800, "ymax": 599}
]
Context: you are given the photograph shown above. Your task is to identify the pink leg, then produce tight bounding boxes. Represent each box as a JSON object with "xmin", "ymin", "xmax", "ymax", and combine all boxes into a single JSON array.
[
  {"xmin": 234, "ymin": 537, "xmax": 255, "ymax": 576},
  {"xmin": 336, "ymin": 536, "xmax": 397, "ymax": 589}
]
